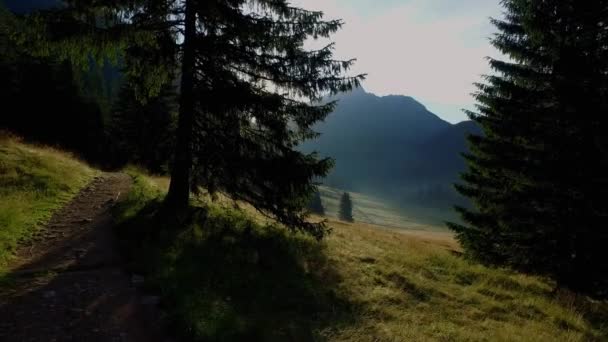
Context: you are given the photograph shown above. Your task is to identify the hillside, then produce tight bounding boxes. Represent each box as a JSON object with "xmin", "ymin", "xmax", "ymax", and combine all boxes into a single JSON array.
[
  {"xmin": 0, "ymin": 140, "xmax": 606, "ymax": 341},
  {"xmin": 2, "ymin": 0, "xmax": 607, "ymax": 340},
  {"xmin": 0, "ymin": 136, "xmax": 97, "ymax": 269},
  {"xmin": 318, "ymin": 186, "xmax": 450, "ymax": 229},
  {"xmin": 0, "ymin": 138, "xmax": 169, "ymax": 341},
  {"xmin": 300, "ymin": 88, "xmax": 451, "ymax": 193},
  {"xmin": 301, "ymin": 88, "xmax": 480, "ymax": 214},
  {"xmin": 113, "ymin": 170, "xmax": 608, "ymax": 341},
  {"xmin": 412, "ymin": 120, "xmax": 483, "ymax": 182}
]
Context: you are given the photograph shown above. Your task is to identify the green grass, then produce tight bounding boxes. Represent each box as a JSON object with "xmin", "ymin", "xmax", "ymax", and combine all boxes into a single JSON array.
[
  {"xmin": 318, "ymin": 186, "xmax": 454, "ymax": 231},
  {"xmin": 115, "ymin": 171, "xmax": 608, "ymax": 342},
  {"xmin": 114, "ymin": 171, "xmax": 344, "ymax": 341},
  {"xmin": 0, "ymin": 136, "xmax": 97, "ymax": 269},
  {"xmin": 1, "ymin": 137, "xmax": 604, "ymax": 340},
  {"xmin": 321, "ymin": 223, "xmax": 607, "ymax": 341}
]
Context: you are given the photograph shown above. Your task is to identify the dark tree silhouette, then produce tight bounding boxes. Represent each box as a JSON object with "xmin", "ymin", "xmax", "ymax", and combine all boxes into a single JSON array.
[
  {"xmin": 450, "ymin": 0, "xmax": 608, "ymax": 294},
  {"xmin": 0, "ymin": 5, "xmax": 111, "ymax": 163},
  {"xmin": 339, "ymin": 192, "xmax": 354, "ymax": 223},
  {"xmin": 13, "ymin": 0, "xmax": 364, "ymax": 238},
  {"xmin": 109, "ymin": 79, "xmax": 177, "ymax": 173},
  {"xmin": 166, "ymin": 1, "xmax": 364, "ymax": 238}
]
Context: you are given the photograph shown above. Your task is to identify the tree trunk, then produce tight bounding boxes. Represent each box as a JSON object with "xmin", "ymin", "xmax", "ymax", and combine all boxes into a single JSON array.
[{"xmin": 165, "ymin": 0, "xmax": 196, "ymax": 211}]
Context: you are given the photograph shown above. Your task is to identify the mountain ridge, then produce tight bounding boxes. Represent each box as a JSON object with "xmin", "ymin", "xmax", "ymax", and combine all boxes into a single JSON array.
[{"xmin": 302, "ymin": 88, "xmax": 479, "ymax": 213}]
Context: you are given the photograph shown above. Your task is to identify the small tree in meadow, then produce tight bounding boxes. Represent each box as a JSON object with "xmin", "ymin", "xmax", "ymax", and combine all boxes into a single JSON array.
[
  {"xmin": 339, "ymin": 192, "xmax": 354, "ymax": 222},
  {"xmin": 308, "ymin": 191, "xmax": 325, "ymax": 216}
]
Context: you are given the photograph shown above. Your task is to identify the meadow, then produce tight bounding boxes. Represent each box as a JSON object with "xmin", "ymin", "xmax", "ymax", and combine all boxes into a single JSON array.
[
  {"xmin": 318, "ymin": 186, "xmax": 450, "ymax": 231},
  {"xmin": 0, "ymin": 138, "xmax": 606, "ymax": 341},
  {"xmin": 113, "ymin": 169, "xmax": 608, "ymax": 341}
]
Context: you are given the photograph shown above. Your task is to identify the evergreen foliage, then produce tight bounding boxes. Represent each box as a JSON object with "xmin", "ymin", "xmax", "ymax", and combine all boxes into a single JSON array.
[
  {"xmin": 450, "ymin": 0, "xmax": 608, "ymax": 294},
  {"xmin": 0, "ymin": 3, "xmax": 123, "ymax": 164},
  {"xmin": 109, "ymin": 79, "xmax": 177, "ymax": 173},
  {"xmin": 307, "ymin": 191, "xmax": 325, "ymax": 216},
  {"xmin": 0, "ymin": 54, "xmax": 108, "ymax": 162},
  {"xmin": 339, "ymin": 192, "xmax": 354, "ymax": 222},
  {"xmin": 169, "ymin": 1, "xmax": 364, "ymax": 239},
  {"xmin": 11, "ymin": 0, "xmax": 364, "ymax": 238}
]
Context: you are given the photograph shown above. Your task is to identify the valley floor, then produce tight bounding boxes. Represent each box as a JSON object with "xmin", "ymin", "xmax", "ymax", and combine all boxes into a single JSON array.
[{"xmin": 318, "ymin": 186, "xmax": 454, "ymax": 231}]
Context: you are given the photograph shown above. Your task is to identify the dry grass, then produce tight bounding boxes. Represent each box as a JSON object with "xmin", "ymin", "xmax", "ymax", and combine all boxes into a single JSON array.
[
  {"xmin": 8, "ymin": 139, "xmax": 600, "ymax": 341},
  {"xmin": 318, "ymin": 219, "xmax": 607, "ymax": 341},
  {"xmin": 117, "ymin": 170, "xmax": 608, "ymax": 341},
  {"xmin": 319, "ymin": 186, "xmax": 451, "ymax": 231}
]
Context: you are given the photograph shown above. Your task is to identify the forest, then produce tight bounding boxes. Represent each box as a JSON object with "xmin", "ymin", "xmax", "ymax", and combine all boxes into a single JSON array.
[{"xmin": 0, "ymin": 0, "xmax": 607, "ymax": 341}]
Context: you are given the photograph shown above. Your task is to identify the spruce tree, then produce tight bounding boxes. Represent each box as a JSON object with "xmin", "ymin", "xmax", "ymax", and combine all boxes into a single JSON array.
[
  {"xmin": 17, "ymin": 0, "xmax": 363, "ymax": 238},
  {"xmin": 450, "ymin": 0, "xmax": 608, "ymax": 293},
  {"xmin": 169, "ymin": 1, "xmax": 363, "ymax": 238},
  {"xmin": 339, "ymin": 192, "xmax": 354, "ymax": 222},
  {"xmin": 307, "ymin": 191, "xmax": 325, "ymax": 216}
]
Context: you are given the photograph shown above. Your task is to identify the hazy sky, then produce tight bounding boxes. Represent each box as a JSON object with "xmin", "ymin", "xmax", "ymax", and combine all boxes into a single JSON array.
[{"xmin": 292, "ymin": 0, "xmax": 503, "ymax": 123}]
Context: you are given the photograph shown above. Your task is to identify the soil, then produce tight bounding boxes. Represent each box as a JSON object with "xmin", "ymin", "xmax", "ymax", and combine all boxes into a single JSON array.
[{"xmin": 0, "ymin": 173, "xmax": 168, "ymax": 342}]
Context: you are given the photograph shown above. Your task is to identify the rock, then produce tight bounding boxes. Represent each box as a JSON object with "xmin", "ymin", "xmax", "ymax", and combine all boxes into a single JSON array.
[{"xmin": 141, "ymin": 296, "xmax": 160, "ymax": 306}]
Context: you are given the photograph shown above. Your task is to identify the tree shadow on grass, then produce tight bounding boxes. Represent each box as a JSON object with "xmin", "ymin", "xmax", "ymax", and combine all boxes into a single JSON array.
[
  {"xmin": 115, "ymin": 201, "xmax": 357, "ymax": 342},
  {"xmin": 552, "ymin": 290, "xmax": 608, "ymax": 340}
]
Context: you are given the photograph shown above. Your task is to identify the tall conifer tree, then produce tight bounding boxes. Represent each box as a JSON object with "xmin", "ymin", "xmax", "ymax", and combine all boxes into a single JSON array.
[
  {"xmin": 450, "ymin": 0, "xmax": 608, "ymax": 293},
  {"xmin": 176, "ymin": 1, "xmax": 363, "ymax": 238},
  {"xmin": 16, "ymin": 0, "xmax": 363, "ymax": 238},
  {"xmin": 109, "ymin": 79, "xmax": 177, "ymax": 173}
]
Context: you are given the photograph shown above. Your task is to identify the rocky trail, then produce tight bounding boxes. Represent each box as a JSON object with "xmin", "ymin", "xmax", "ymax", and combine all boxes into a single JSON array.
[{"xmin": 0, "ymin": 173, "xmax": 167, "ymax": 342}]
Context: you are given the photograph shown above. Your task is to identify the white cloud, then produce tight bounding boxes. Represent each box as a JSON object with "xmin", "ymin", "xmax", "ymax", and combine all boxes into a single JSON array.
[{"xmin": 291, "ymin": 0, "xmax": 503, "ymax": 123}]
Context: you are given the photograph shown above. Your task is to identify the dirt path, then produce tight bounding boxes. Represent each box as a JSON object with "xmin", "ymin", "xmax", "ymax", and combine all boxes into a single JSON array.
[{"xmin": 0, "ymin": 173, "xmax": 167, "ymax": 342}]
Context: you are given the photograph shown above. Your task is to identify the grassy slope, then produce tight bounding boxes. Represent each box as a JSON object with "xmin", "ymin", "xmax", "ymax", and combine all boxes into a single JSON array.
[
  {"xmin": 115, "ymin": 171, "xmax": 608, "ymax": 342},
  {"xmin": 0, "ymin": 136, "xmax": 97, "ymax": 269},
  {"xmin": 318, "ymin": 186, "xmax": 449, "ymax": 231},
  {"xmin": 1, "ymin": 139, "xmax": 604, "ymax": 340}
]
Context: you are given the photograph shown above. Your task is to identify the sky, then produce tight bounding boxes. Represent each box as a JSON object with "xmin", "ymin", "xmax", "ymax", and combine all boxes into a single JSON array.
[{"xmin": 292, "ymin": 0, "xmax": 504, "ymax": 123}]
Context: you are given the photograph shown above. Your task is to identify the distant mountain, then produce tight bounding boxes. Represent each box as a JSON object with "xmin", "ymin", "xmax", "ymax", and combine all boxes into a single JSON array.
[
  {"xmin": 408, "ymin": 120, "xmax": 482, "ymax": 182},
  {"xmin": 300, "ymin": 88, "xmax": 480, "ymax": 213},
  {"xmin": 301, "ymin": 88, "xmax": 450, "ymax": 190}
]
